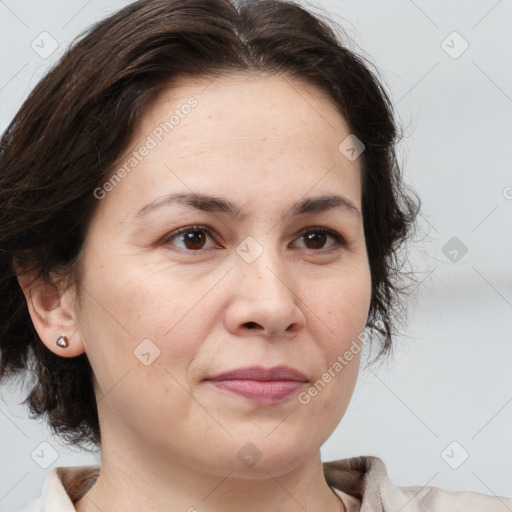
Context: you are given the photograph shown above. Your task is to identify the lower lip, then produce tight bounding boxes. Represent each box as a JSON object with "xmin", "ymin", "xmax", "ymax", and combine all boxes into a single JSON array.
[{"xmin": 207, "ymin": 379, "xmax": 305, "ymax": 404}]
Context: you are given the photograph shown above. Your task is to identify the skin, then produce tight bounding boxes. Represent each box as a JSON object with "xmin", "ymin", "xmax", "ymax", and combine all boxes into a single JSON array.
[{"xmin": 18, "ymin": 73, "xmax": 372, "ymax": 512}]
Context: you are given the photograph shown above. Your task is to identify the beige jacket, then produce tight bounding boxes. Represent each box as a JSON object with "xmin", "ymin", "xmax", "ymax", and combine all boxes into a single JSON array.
[{"xmin": 19, "ymin": 455, "xmax": 512, "ymax": 511}]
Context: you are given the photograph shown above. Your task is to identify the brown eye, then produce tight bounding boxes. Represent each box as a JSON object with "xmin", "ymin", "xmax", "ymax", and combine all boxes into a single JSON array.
[
  {"xmin": 294, "ymin": 227, "xmax": 346, "ymax": 252},
  {"xmin": 303, "ymin": 231, "xmax": 327, "ymax": 250},
  {"xmin": 181, "ymin": 229, "xmax": 207, "ymax": 250},
  {"xmin": 163, "ymin": 226, "xmax": 216, "ymax": 251},
  {"xmin": 162, "ymin": 225, "xmax": 346, "ymax": 254}
]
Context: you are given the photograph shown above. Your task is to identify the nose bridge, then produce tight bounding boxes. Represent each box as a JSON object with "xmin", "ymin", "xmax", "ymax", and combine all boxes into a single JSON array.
[
  {"xmin": 235, "ymin": 234, "xmax": 291, "ymax": 300},
  {"xmin": 227, "ymin": 233, "xmax": 306, "ymax": 337}
]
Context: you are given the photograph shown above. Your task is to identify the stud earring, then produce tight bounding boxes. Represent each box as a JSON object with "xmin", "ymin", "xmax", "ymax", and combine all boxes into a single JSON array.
[{"xmin": 56, "ymin": 335, "xmax": 69, "ymax": 348}]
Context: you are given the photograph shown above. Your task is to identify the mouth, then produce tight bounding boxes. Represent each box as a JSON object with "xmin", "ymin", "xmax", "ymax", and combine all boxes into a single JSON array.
[{"xmin": 204, "ymin": 365, "xmax": 308, "ymax": 404}]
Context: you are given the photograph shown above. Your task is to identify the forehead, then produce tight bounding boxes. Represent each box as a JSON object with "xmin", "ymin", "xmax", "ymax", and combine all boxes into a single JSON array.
[
  {"xmin": 92, "ymin": 72, "xmax": 363, "ymax": 226},
  {"xmin": 134, "ymin": 71, "xmax": 355, "ymax": 158}
]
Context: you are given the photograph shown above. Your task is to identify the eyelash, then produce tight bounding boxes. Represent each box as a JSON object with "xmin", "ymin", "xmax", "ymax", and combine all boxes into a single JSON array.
[{"xmin": 161, "ymin": 225, "xmax": 346, "ymax": 254}]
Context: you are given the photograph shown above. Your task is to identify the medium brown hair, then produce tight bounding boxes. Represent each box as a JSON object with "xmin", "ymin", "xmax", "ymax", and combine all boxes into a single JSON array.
[{"xmin": 0, "ymin": 0, "xmax": 419, "ymax": 449}]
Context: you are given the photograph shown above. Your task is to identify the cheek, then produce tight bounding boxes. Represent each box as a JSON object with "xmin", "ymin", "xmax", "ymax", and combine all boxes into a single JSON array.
[
  {"xmin": 302, "ymin": 264, "xmax": 370, "ymax": 415},
  {"xmin": 82, "ymin": 251, "xmax": 209, "ymax": 337},
  {"xmin": 295, "ymin": 348, "xmax": 361, "ymax": 447},
  {"xmin": 322, "ymin": 352, "xmax": 360, "ymax": 426},
  {"xmin": 79, "ymin": 256, "xmax": 232, "ymax": 400},
  {"xmin": 75, "ymin": 261, "xmax": 185, "ymax": 394},
  {"xmin": 77, "ymin": 268, "xmax": 207, "ymax": 438},
  {"xmin": 311, "ymin": 264, "xmax": 371, "ymax": 339}
]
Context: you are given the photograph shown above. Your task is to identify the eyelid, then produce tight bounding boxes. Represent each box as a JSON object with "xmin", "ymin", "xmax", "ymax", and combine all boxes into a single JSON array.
[
  {"xmin": 160, "ymin": 224, "xmax": 220, "ymax": 249},
  {"xmin": 294, "ymin": 226, "xmax": 347, "ymax": 250},
  {"xmin": 161, "ymin": 224, "xmax": 347, "ymax": 253}
]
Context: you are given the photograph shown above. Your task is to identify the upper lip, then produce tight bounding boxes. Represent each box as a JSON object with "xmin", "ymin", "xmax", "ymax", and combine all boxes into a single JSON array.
[{"xmin": 206, "ymin": 366, "xmax": 308, "ymax": 382}]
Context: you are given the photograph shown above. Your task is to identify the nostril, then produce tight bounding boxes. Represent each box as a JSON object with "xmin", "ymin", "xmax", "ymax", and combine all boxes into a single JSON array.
[{"xmin": 245, "ymin": 322, "xmax": 258, "ymax": 329}]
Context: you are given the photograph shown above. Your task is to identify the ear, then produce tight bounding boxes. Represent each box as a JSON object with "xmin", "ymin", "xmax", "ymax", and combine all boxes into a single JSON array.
[{"xmin": 13, "ymin": 258, "xmax": 85, "ymax": 358}]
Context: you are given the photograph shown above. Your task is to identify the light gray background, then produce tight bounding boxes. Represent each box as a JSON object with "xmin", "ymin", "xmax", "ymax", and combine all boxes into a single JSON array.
[{"xmin": 1, "ymin": 0, "xmax": 511, "ymax": 510}]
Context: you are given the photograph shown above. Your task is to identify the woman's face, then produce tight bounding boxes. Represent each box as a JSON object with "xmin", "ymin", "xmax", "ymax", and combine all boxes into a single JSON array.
[{"xmin": 71, "ymin": 73, "xmax": 372, "ymax": 477}]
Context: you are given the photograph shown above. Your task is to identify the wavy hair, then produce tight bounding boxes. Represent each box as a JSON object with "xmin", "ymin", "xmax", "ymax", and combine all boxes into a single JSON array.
[{"xmin": 0, "ymin": 0, "xmax": 419, "ymax": 449}]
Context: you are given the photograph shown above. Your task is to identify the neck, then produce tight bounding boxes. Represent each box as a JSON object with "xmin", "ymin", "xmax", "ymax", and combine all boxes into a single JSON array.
[{"xmin": 74, "ymin": 429, "xmax": 344, "ymax": 512}]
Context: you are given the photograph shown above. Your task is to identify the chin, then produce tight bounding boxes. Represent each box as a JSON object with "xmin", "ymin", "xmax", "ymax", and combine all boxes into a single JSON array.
[
  {"xmin": 238, "ymin": 447, "xmax": 319, "ymax": 480},
  {"xmin": 199, "ymin": 434, "xmax": 321, "ymax": 479}
]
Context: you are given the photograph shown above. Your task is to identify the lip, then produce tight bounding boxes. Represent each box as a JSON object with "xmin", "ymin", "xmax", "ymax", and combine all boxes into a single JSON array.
[
  {"xmin": 204, "ymin": 366, "xmax": 308, "ymax": 404},
  {"xmin": 206, "ymin": 365, "xmax": 308, "ymax": 382}
]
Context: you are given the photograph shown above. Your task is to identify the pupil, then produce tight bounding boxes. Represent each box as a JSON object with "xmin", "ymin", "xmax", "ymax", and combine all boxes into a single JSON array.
[
  {"xmin": 306, "ymin": 232, "xmax": 325, "ymax": 249},
  {"xmin": 185, "ymin": 230, "xmax": 205, "ymax": 249},
  {"xmin": 181, "ymin": 230, "xmax": 327, "ymax": 250}
]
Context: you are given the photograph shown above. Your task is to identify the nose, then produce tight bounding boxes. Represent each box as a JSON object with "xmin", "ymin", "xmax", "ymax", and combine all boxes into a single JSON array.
[{"xmin": 223, "ymin": 243, "xmax": 306, "ymax": 339}]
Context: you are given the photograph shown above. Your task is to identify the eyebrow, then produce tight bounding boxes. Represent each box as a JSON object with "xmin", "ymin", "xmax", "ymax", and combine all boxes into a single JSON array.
[{"xmin": 134, "ymin": 192, "xmax": 362, "ymax": 220}]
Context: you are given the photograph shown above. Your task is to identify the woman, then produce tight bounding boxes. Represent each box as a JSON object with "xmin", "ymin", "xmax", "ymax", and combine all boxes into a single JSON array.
[{"xmin": 0, "ymin": 0, "xmax": 510, "ymax": 511}]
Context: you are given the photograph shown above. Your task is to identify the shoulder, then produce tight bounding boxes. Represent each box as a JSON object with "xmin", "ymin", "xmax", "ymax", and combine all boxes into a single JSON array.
[
  {"xmin": 17, "ymin": 497, "xmax": 42, "ymax": 512},
  {"xmin": 384, "ymin": 482, "xmax": 512, "ymax": 511},
  {"xmin": 323, "ymin": 456, "xmax": 512, "ymax": 512},
  {"xmin": 17, "ymin": 465, "xmax": 101, "ymax": 512}
]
